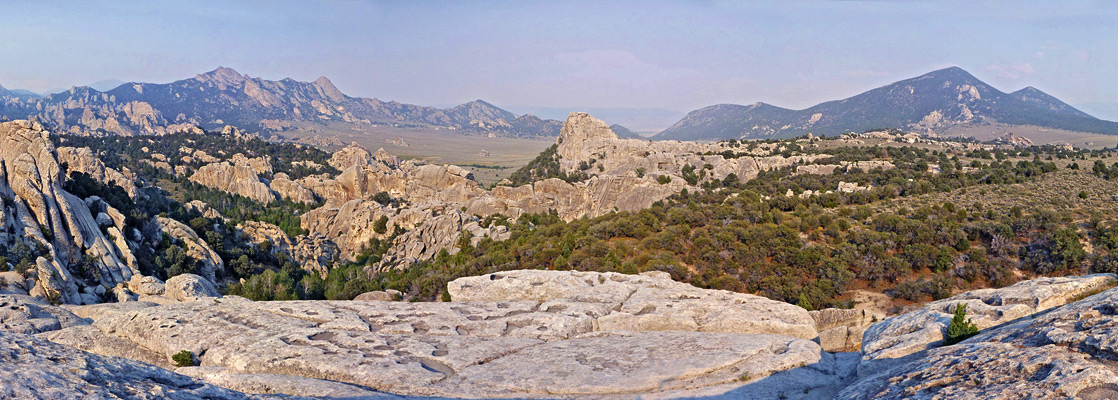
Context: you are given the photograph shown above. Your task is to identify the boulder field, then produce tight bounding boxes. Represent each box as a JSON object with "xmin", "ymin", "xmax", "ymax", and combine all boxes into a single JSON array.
[{"xmin": 2, "ymin": 270, "xmax": 1117, "ymax": 399}]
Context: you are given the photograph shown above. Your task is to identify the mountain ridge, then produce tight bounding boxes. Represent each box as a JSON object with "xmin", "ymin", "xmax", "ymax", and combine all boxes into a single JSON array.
[
  {"xmin": 0, "ymin": 67, "xmax": 563, "ymax": 138},
  {"xmin": 654, "ymin": 66, "xmax": 1118, "ymax": 141}
]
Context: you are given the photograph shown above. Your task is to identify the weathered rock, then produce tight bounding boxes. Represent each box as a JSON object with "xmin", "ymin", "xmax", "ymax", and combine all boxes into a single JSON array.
[
  {"xmin": 164, "ymin": 274, "xmax": 221, "ymax": 302},
  {"xmin": 840, "ymin": 285, "xmax": 1118, "ymax": 399},
  {"xmin": 353, "ymin": 291, "xmax": 395, "ymax": 301},
  {"xmin": 56, "ymin": 146, "xmax": 139, "ymax": 198},
  {"xmin": 858, "ymin": 273, "xmax": 1117, "ymax": 376},
  {"xmin": 0, "ymin": 294, "xmax": 89, "ymax": 334},
  {"xmin": 0, "ymin": 330, "xmax": 276, "ymax": 400},
  {"xmin": 268, "ymin": 172, "xmax": 316, "ymax": 204},
  {"xmin": 185, "ymin": 200, "xmax": 224, "ymax": 220},
  {"xmin": 230, "ymin": 153, "xmax": 272, "ymax": 175},
  {"xmin": 448, "ymin": 269, "xmax": 818, "ymax": 339},
  {"xmin": 175, "ymin": 366, "xmax": 400, "ymax": 398},
  {"xmin": 0, "ymin": 120, "xmax": 139, "ymax": 304},
  {"xmin": 189, "ymin": 159, "xmax": 275, "ymax": 204},
  {"xmin": 810, "ymin": 308, "xmax": 883, "ymax": 353},
  {"xmin": 238, "ymin": 221, "xmax": 337, "ymax": 277},
  {"xmin": 128, "ymin": 274, "xmax": 166, "ymax": 296},
  {"xmin": 40, "ymin": 270, "xmax": 841, "ymax": 398},
  {"xmin": 151, "ymin": 216, "xmax": 223, "ymax": 283}
]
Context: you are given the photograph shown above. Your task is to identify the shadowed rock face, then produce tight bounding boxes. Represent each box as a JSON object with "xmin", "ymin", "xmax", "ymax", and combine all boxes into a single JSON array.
[
  {"xmin": 840, "ymin": 284, "xmax": 1118, "ymax": 399},
  {"xmin": 0, "ymin": 330, "xmax": 285, "ymax": 400},
  {"xmin": 56, "ymin": 146, "xmax": 139, "ymax": 198},
  {"xmin": 856, "ymin": 274, "xmax": 1117, "ymax": 377}
]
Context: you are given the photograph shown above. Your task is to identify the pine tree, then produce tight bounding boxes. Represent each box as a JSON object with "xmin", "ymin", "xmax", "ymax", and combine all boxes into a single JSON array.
[{"xmin": 945, "ymin": 303, "xmax": 979, "ymax": 345}]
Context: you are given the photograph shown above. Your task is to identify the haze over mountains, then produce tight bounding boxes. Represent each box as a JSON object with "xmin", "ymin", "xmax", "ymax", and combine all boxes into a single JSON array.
[
  {"xmin": 0, "ymin": 67, "xmax": 564, "ymax": 137},
  {"xmin": 3, "ymin": 66, "xmax": 1114, "ymax": 142},
  {"xmin": 655, "ymin": 67, "xmax": 1118, "ymax": 141}
]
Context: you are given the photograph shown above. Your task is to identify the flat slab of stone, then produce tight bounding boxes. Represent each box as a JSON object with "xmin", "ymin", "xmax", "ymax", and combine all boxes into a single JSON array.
[
  {"xmin": 45, "ymin": 292, "xmax": 836, "ymax": 398},
  {"xmin": 448, "ymin": 270, "xmax": 818, "ymax": 340},
  {"xmin": 0, "ymin": 294, "xmax": 89, "ymax": 334},
  {"xmin": 447, "ymin": 331, "xmax": 830, "ymax": 396},
  {"xmin": 0, "ymin": 330, "xmax": 281, "ymax": 400}
]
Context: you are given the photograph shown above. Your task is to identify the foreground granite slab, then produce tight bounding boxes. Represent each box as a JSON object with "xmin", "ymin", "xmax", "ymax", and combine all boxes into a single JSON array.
[
  {"xmin": 0, "ymin": 330, "xmax": 287, "ymax": 400},
  {"xmin": 32, "ymin": 270, "xmax": 840, "ymax": 398}
]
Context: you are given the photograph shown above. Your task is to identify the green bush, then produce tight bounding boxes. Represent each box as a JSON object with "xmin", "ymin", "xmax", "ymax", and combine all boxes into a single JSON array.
[
  {"xmin": 656, "ymin": 175, "xmax": 671, "ymax": 184},
  {"xmin": 944, "ymin": 303, "xmax": 979, "ymax": 345},
  {"xmin": 172, "ymin": 350, "xmax": 195, "ymax": 367}
]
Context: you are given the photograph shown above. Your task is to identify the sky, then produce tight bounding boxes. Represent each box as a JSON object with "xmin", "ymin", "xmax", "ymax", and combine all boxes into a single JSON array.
[{"xmin": 1, "ymin": 1, "xmax": 1116, "ymax": 130}]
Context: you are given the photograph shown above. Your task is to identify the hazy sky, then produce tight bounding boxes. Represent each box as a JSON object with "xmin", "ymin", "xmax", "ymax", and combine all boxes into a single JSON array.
[{"xmin": 2, "ymin": 1, "xmax": 1116, "ymax": 129}]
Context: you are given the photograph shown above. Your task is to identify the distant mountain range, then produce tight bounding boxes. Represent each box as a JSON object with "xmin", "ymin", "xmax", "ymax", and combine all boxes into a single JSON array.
[
  {"xmin": 609, "ymin": 124, "xmax": 645, "ymax": 139},
  {"xmin": 0, "ymin": 67, "xmax": 563, "ymax": 137},
  {"xmin": 654, "ymin": 67, "xmax": 1118, "ymax": 141}
]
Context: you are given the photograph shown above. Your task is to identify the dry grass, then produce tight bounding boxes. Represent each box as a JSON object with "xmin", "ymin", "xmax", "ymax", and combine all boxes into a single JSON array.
[{"xmin": 279, "ymin": 121, "xmax": 554, "ymax": 184}]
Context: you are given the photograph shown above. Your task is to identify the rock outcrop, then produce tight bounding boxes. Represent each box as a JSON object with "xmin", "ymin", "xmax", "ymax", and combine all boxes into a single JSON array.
[
  {"xmin": 56, "ymin": 146, "xmax": 139, "ymax": 198},
  {"xmin": 0, "ymin": 120, "xmax": 140, "ymax": 304},
  {"xmin": 189, "ymin": 158, "xmax": 275, "ymax": 204},
  {"xmin": 810, "ymin": 308, "xmax": 883, "ymax": 353},
  {"xmin": 0, "ymin": 294, "xmax": 89, "ymax": 334},
  {"xmin": 268, "ymin": 172, "xmax": 315, "ymax": 204},
  {"xmin": 238, "ymin": 221, "xmax": 338, "ymax": 277},
  {"xmin": 0, "ymin": 330, "xmax": 289, "ymax": 400},
  {"xmin": 151, "ymin": 216, "xmax": 224, "ymax": 283},
  {"xmin": 857, "ymin": 274, "xmax": 1116, "ymax": 376},
  {"xmin": 448, "ymin": 270, "xmax": 818, "ymax": 339},
  {"xmin": 37, "ymin": 270, "xmax": 845, "ymax": 399},
  {"xmin": 841, "ymin": 283, "xmax": 1118, "ymax": 399},
  {"xmin": 296, "ymin": 113, "xmax": 877, "ymax": 269},
  {"xmin": 164, "ymin": 274, "xmax": 221, "ymax": 302}
]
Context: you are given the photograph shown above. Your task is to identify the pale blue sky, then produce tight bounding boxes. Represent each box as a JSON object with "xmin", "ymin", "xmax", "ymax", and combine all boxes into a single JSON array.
[{"xmin": 1, "ymin": 1, "xmax": 1116, "ymax": 129}]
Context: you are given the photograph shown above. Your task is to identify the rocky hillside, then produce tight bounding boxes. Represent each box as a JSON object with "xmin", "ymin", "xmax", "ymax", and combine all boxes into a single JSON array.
[
  {"xmin": 655, "ymin": 66, "xmax": 1118, "ymax": 140},
  {"xmin": 3, "ymin": 270, "xmax": 1117, "ymax": 399},
  {"xmin": 0, "ymin": 120, "xmax": 141, "ymax": 304},
  {"xmin": 0, "ymin": 67, "xmax": 563, "ymax": 138}
]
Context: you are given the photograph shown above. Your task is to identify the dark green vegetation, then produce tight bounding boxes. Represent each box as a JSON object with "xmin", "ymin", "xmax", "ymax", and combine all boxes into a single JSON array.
[
  {"xmin": 58, "ymin": 130, "xmax": 338, "ymax": 180},
  {"xmin": 172, "ymin": 350, "xmax": 195, "ymax": 367},
  {"xmin": 51, "ymin": 132, "xmax": 328, "ymax": 286},
  {"xmin": 505, "ymin": 144, "xmax": 589, "ymax": 186},
  {"xmin": 237, "ymin": 136, "xmax": 1118, "ymax": 307},
  {"xmin": 944, "ymin": 303, "xmax": 979, "ymax": 345},
  {"xmin": 654, "ymin": 67, "xmax": 1118, "ymax": 141}
]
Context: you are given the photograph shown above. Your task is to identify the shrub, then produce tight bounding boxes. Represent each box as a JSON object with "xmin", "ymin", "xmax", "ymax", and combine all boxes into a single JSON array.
[
  {"xmin": 172, "ymin": 350, "xmax": 195, "ymax": 367},
  {"xmin": 373, "ymin": 215, "xmax": 389, "ymax": 234},
  {"xmin": 944, "ymin": 303, "xmax": 979, "ymax": 345},
  {"xmin": 656, "ymin": 175, "xmax": 672, "ymax": 185}
]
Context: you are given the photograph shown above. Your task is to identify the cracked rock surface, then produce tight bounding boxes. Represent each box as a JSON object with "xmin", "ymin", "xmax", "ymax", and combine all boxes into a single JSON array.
[
  {"xmin": 840, "ymin": 285, "xmax": 1118, "ymax": 399},
  {"xmin": 857, "ymin": 273, "xmax": 1116, "ymax": 376},
  {"xmin": 41, "ymin": 270, "xmax": 835, "ymax": 398},
  {"xmin": 0, "ymin": 329, "xmax": 290, "ymax": 400}
]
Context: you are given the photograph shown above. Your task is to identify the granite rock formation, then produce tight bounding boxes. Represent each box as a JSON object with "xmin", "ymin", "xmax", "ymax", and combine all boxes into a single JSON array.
[
  {"xmin": 840, "ymin": 282, "xmax": 1118, "ymax": 399},
  {"xmin": 0, "ymin": 120, "xmax": 140, "ymax": 304},
  {"xmin": 34, "ymin": 270, "xmax": 845, "ymax": 399},
  {"xmin": 857, "ymin": 274, "xmax": 1117, "ymax": 376}
]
